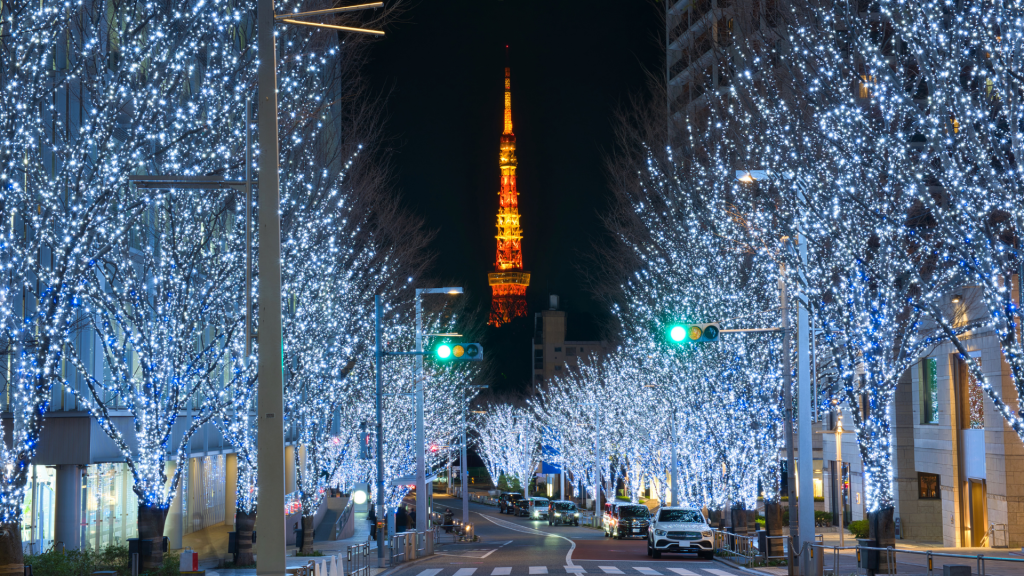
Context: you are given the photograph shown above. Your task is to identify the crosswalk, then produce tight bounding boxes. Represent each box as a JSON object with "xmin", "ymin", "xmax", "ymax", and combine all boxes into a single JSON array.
[{"xmin": 412, "ymin": 566, "xmax": 730, "ymax": 576}]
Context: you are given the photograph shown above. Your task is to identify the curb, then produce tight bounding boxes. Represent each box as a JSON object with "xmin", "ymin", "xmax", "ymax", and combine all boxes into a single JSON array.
[{"xmin": 714, "ymin": 556, "xmax": 777, "ymax": 576}]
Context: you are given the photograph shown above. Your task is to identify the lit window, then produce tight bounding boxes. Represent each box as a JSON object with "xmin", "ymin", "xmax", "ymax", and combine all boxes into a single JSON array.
[
  {"xmin": 918, "ymin": 473, "xmax": 940, "ymax": 499},
  {"xmin": 858, "ymin": 75, "xmax": 875, "ymax": 98}
]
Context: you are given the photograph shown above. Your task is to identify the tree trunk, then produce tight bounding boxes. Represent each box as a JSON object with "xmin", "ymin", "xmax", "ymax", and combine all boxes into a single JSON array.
[
  {"xmin": 731, "ymin": 503, "xmax": 748, "ymax": 536},
  {"xmin": 137, "ymin": 502, "xmax": 168, "ymax": 571},
  {"xmin": 235, "ymin": 508, "xmax": 256, "ymax": 566},
  {"xmin": 868, "ymin": 507, "xmax": 896, "ymax": 576},
  {"xmin": 0, "ymin": 521, "xmax": 24, "ymax": 576},
  {"xmin": 764, "ymin": 500, "xmax": 785, "ymax": 559},
  {"xmin": 300, "ymin": 514, "xmax": 315, "ymax": 554}
]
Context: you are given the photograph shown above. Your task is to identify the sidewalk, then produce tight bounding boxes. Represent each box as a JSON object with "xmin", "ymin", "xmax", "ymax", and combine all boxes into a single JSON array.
[
  {"xmin": 186, "ymin": 508, "xmax": 383, "ymax": 575},
  {"xmin": 724, "ymin": 532, "xmax": 1024, "ymax": 576}
]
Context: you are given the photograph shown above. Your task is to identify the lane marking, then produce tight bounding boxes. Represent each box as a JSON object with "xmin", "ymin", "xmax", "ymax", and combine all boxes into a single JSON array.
[
  {"xmin": 530, "ymin": 568, "xmax": 549, "ymax": 574},
  {"xmin": 454, "ymin": 569, "xmax": 478, "ymax": 576},
  {"xmin": 565, "ymin": 568, "xmax": 586, "ymax": 573},
  {"xmin": 667, "ymin": 570, "xmax": 700, "ymax": 576},
  {"xmin": 634, "ymin": 569, "xmax": 661, "ymax": 575},
  {"xmin": 416, "ymin": 570, "xmax": 442, "ymax": 576},
  {"xmin": 476, "ymin": 513, "xmax": 578, "ymax": 567},
  {"xmin": 705, "ymin": 570, "xmax": 738, "ymax": 576},
  {"xmin": 492, "ymin": 569, "xmax": 512, "ymax": 576},
  {"xmin": 599, "ymin": 568, "xmax": 624, "ymax": 574}
]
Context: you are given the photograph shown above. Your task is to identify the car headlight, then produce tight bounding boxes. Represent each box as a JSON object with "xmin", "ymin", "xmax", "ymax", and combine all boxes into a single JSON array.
[
  {"xmin": 534, "ymin": 511, "xmax": 539, "ymax": 517},
  {"xmin": 574, "ymin": 513, "xmax": 579, "ymax": 517},
  {"xmin": 655, "ymin": 529, "xmax": 666, "ymax": 536},
  {"xmin": 555, "ymin": 513, "xmax": 561, "ymax": 517},
  {"xmin": 702, "ymin": 530, "xmax": 712, "ymax": 537}
]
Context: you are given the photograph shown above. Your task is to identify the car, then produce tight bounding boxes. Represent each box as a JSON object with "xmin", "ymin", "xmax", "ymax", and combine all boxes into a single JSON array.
[
  {"xmin": 498, "ymin": 493, "xmax": 523, "ymax": 514},
  {"xmin": 602, "ymin": 502, "xmax": 651, "ymax": 539},
  {"xmin": 547, "ymin": 500, "xmax": 580, "ymax": 526},
  {"xmin": 514, "ymin": 496, "xmax": 550, "ymax": 519},
  {"xmin": 647, "ymin": 507, "xmax": 715, "ymax": 559}
]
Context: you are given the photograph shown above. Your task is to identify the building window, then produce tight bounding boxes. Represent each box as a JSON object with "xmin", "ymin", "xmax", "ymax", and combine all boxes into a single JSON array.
[
  {"xmin": 566, "ymin": 347, "xmax": 576, "ymax": 355},
  {"xmin": 920, "ymin": 358, "xmax": 938, "ymax": 424},
  {"xmin": 918, "ymin": 473, "xmax": 940, "ymax": 499},
  {"xmin": 554, "ymin": 347, "xmax": 562, "ymax": 352},
  {"xmin": 555, "ymin": 365, "xmax": 562, "ymax": 371},
  {"xmin": 858, "ymin": 75, "xmax": 875, "ymax": 98}
]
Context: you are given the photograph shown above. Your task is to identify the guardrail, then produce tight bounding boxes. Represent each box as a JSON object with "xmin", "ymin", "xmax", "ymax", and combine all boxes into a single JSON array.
[
  {"xmin": 470, "ymin": 493, "xmax": 499, "ymax": 506},
  {"xmin": 345, "ymin": 542, "xmax": 370, "ymax": 576}
]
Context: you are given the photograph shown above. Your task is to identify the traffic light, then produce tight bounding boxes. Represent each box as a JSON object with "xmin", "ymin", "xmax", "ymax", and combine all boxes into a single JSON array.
[
  {"xmin": 434, "ymin": 343, "xmax": 484, "ymax": 361},
  {"xmin": 668, "ymin": 323, "xmax": 720, "ymax": 343}
]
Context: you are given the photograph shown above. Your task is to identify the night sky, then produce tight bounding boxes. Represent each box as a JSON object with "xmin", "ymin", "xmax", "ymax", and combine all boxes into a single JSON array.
[{"xmin": 366, "ymin": 0, "xmax": 663, "ymax": 397}]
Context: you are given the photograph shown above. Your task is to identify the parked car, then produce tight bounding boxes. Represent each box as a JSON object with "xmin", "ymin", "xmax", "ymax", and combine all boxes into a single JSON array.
[
  {"xmin": 647, "ymin": 507, "xmax": 714, "ymax": 559},
  {"xmin": 602, "ymin": 502, "xmax": 652, "ymax": 539},
  {"xmin": 514, "ymin": 496, "xmax": 550, "ymax": 519},
  {"xmin": 498, "ymin": 493, "xmax": 523, "ymax": 514},
  {"xmin": 547, "ymin": 500, "xmax": 580, "ymax": 526}
]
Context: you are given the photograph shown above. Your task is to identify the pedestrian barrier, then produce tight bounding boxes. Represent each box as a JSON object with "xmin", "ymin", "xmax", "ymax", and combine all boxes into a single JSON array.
[
  {"xmin": 712, "ymin": 529, "xmax": 759, "ymax": 561},
  {"xmin": 345, "ymin": 542, "xmax": 370, "ymax": 576}
]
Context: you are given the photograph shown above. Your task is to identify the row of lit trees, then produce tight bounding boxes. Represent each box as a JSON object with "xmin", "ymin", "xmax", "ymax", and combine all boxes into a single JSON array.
[
  {"xmin": 582, "ymin": 0, "xmax": 1024, "ymax": 546},
  {"xmin": 0, "ymin": 0, "xmax": 480, "ymax": 571}
]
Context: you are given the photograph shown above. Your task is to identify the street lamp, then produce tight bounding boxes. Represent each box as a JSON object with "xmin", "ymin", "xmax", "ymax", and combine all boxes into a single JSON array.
[
  {"xmin": 458, "ymin": 387, "xmax": 488, "ymax": 528},
  {"xmin": 251, "ymin": 3, "xmax": 382, "ymax": 572},
  {"xmin": 414, "ymin": 287, "xmax": 463, "ymax": 553}
]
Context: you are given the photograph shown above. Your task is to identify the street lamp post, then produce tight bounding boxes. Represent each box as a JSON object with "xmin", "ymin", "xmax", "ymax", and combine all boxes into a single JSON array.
[
  {"xmin": 414, "ymin": 287, "xmax": 463, "ymax": 552},
  {"xmin": 460, "ymin": 387, "xmax": 487, "ymax": 528}
]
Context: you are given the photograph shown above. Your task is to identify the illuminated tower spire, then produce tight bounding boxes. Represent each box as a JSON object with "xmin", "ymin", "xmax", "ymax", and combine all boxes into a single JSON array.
[{"xmin": 488, "ymin": 64, "xmax": 530, "ymax": 327}]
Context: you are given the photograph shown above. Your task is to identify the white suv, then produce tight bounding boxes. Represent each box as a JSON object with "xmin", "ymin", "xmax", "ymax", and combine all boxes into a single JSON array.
[{"xmin": 647, "ymin": 507, "xmax": 714, "ymax": 559}]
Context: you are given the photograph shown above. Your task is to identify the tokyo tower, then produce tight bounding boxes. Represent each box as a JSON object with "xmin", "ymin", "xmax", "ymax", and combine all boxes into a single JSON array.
[{"xmin": 487, "ymin": 65, "xmax": 530, "ymax": 327}]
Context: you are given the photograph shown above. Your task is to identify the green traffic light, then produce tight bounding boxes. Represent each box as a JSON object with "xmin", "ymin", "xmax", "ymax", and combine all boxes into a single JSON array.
[
  {"xmin": 670, "ymin": 325, "xmax": 686, "ymax": 342},
  {"xmin": 437, "ymin": 344, "xmax": 452, "ymax": 359}
]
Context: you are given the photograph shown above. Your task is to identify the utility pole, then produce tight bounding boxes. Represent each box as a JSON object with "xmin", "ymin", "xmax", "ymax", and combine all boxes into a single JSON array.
[
  {"xmin": 254, "ymin": 0, "xmax": 285, "ymax": 569},
  {"xmin": 797, "ymin": 235, "xmax": 815, "ymax": 571},
  {"xmin": 780, "ymin": 274, "xmax": 799, "ymax": 575},
  {"xmin": 374, "ymin": 295, "xmax": 386, "ymax": 567}
]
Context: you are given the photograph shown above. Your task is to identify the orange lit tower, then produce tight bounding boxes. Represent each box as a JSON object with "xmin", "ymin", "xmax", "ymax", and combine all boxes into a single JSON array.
[{"xmin": 488, "ymin": 66, "xmax": 530, "ymax": 327}]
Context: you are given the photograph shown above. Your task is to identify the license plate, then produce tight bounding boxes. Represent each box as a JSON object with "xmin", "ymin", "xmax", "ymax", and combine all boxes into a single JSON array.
[{"xmin": 633, "ymin": 529, "xmax": 640, "ymax": 533}]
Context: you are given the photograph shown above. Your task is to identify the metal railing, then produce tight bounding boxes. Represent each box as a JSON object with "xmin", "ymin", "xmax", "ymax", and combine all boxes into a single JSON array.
[
  {"xmin": 470, "ymin": 493, "xmax": 499, "ymax": 506},
  {"xmin": 986, "ymin": 523, "xmax": 1009, "ymax": 548},
  {"xmin": 712, "ymin": 529, "xmax": 759, "ymax": 560},
  {"xmin": 813, "ymin": 542, "xmax": 1024, "ymax": 576},
  {"xmin": 389, "ymin": 532, "xmax": 411, "ymax": 565},
  {"xmin": 345, "ymin": 542, "xmax": 370, "ymax": 576}
]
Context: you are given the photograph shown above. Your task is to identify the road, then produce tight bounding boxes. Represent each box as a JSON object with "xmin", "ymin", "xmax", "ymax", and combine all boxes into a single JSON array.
[{"xmin": 386, "ymin": 494, "xmax": 751, "ymax": 576}]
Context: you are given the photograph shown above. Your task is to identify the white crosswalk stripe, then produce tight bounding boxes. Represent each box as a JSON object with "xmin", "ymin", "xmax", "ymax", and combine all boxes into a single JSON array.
[
  {"xmin": 667, "ymin": 569, "xmax": 700, "ymax": 576},
  {"xmin": 529, "ymin": 568, "xmax": 548, "ymax": 574},
  {"xmin": 415, "ymin": 570, "xmax": 442, "ymax": 576},
  {"xmin": 564, "ymin": 567, "xmax": 586, "ymax": 573},
  {"xmin": 598, "ymin": 568, "xmax": 624, "ymax": 575},
  {"xmin": 492, "ymin": 569, "xmax": 512, "ymax": 576},
  {"xmin": 453, "ymin": 569, "xmax": 478, "ymax": 576},
  {"xmin": 705, "ymin": 570, "xmax": 737, "ymax": 576},
  {"xmin": 634, "ymin": 568, "xmax": 661, "ymax": 575}
]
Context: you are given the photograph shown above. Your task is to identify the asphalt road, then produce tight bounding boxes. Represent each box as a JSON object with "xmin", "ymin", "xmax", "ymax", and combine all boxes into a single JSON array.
[{"xmin": 385, "ymin": 494, "xmax": 751, "ymax": 576}]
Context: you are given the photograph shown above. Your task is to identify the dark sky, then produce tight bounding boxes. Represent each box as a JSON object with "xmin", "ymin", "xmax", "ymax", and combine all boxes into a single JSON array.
[{"xmin": 366, "ymin": 0, "xmax": 663, "ymax": 396}]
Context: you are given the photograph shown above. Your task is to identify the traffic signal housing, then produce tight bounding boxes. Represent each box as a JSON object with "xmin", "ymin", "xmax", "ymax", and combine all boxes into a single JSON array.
[
  {"xmin": 434, "ymin": 343, "xmax": 484, "ymax": 361},
  {"xmin": 668, "ymin": 323, "xmax": 720, "ymax": 343}
]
